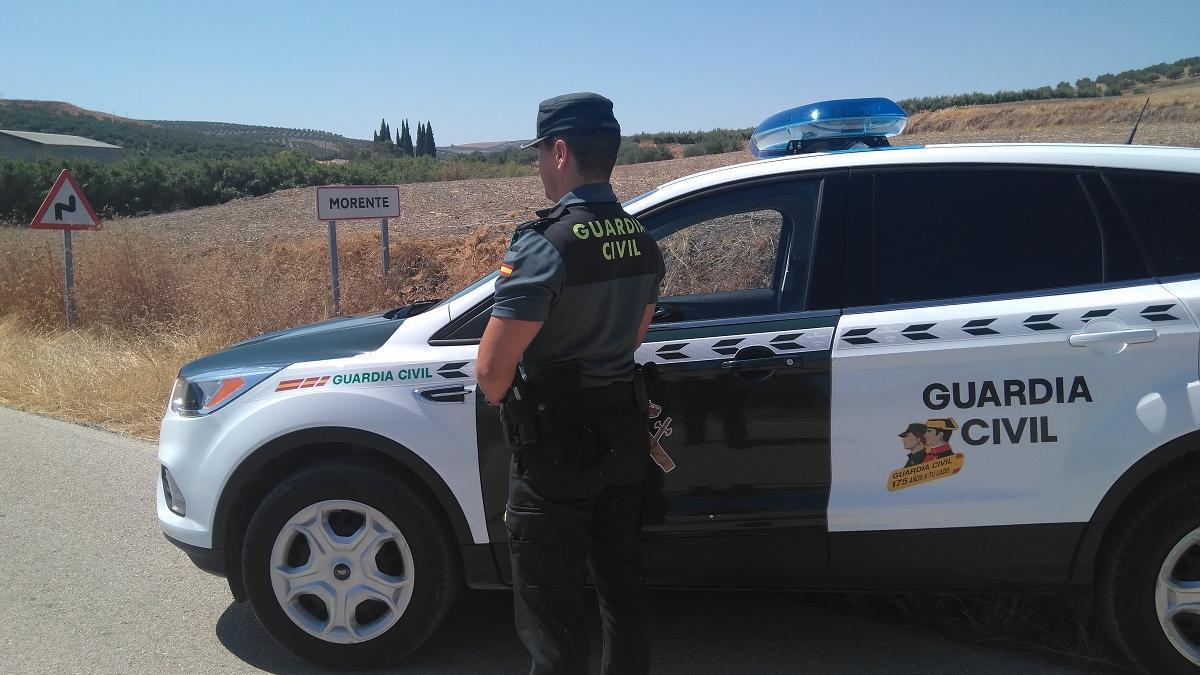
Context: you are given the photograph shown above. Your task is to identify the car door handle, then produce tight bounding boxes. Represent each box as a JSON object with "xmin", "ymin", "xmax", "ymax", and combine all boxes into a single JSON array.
[
  {"xmin": 721, "ymin": 355, "xmax": 801, "ymax": 370},
  {"xmin": 1068, "ymin": 328, "xmax": 1158, "ymax": 347},
  {"xmin": 414, "ymin": 384, "xmax": 474, "ymax": 404},
  {"xmin": 653, "ymin": 304, "xmax": 683, "ymax": 322}
]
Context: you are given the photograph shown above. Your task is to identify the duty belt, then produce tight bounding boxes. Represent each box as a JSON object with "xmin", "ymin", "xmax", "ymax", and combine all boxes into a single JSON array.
[{"xmin": 542, "ymin": 380, "xmax": 638, "ymax": 412}]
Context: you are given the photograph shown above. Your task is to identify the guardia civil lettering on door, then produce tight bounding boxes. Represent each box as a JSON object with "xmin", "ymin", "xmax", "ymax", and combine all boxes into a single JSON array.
[{"xmin": 314, "ymin": 185, "xmax": 402, "ymax": 316}]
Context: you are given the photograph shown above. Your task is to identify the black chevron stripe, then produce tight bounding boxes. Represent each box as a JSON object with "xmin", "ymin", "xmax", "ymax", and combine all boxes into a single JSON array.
[{"xmin": 962, "ymin": 318, "xmax": 998, "ymax": 336}]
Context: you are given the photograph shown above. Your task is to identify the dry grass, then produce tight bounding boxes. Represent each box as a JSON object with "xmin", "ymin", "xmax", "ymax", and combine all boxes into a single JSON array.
[
  {"xmin": 0, "ymin": 224, "xmax": 510, "ymax": 439},
  {"xmin": 0, "ymin": 224, "xmax": 508, "ymax": 340},
  {"xmin": 0, "ymin": 315, "xmax": 224, "ymax": 437}
]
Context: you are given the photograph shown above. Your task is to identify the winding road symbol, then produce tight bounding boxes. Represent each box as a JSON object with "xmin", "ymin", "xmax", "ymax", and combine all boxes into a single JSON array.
[
  {"xmin": 54, "ymin": 195, "xmax": 77, "ymax": 221},
  {"xmin": 30, "ymin": 169, "xmax": 101, "ymax": 230}
]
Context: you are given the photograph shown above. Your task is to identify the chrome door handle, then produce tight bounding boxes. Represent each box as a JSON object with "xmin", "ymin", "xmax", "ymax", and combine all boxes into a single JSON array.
[
  {"xmin": 1069, "ymin": 328, "xmax": 1158, "ymax": 347},
  {"xmin": 720, "ymin": 355, "xmax": 800, "ymax": 370},
  {"xmin": 414, "ymin": 384, "xmax": 474, "ymax": 404}
]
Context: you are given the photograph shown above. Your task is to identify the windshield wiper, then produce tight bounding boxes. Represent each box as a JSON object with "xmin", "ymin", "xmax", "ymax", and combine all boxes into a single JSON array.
[{"xmin": 384, "ymin": 299, "xmax": 441, "ymax": 319}]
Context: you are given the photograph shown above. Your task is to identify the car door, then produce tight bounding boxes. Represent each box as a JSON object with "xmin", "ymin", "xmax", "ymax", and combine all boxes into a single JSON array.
[
  {"xmin": 633, "ymin": 173, "xmax": 846, "ymax": 587},
  {"xmin": 827, "ymin": 166, "xmax": 1200, "ymax": 590},
  {"xmin": 448, "ymin": 174, "xmax": 847, "ymax": 587}
]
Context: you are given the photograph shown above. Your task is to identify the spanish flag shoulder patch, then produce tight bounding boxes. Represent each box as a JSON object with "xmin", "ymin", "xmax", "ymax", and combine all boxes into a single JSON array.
[{"xmin": 499, "ymin": 263, "xmax": 514, "ymax": 277}]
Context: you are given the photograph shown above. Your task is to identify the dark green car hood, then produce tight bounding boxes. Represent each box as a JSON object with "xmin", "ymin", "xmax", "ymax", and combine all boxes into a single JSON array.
[{"xmin": 179, "ymin": 311, "xmax": 405, "ymax": 378}]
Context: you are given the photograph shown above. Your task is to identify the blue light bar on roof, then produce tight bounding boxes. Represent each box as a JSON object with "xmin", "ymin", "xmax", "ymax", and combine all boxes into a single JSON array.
[{"xmin": 749, "ymin": 97, "xmax": 908, "ymax": 158}]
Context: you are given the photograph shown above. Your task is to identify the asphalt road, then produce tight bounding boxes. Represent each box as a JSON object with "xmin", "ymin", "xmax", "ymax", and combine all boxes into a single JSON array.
[{"xmin": 0, "ymin": 405, "xmax": 1099, "ymax": 674}]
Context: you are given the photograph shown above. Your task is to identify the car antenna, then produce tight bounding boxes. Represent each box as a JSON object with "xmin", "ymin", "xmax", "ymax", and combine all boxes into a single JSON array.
[{"xmin": 1126, "ymin": 97, "xmax": 1150, "ymax": 145}]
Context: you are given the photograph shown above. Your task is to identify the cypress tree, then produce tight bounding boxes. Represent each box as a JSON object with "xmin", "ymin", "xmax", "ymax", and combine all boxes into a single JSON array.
[
  {"xmin": 378, "ymin": 118, "xmax": 388, "ymax": 143},
  {"xmin": 399, "ymin": 119, "xmax": 414, "ymax": 156},
  {"xmin": 426, "ymin": 122, "xmax": 436, "ymax": 158},
  {"xmin": 416, "ymin": 122, "xmax": 426, "ymax": 156}
]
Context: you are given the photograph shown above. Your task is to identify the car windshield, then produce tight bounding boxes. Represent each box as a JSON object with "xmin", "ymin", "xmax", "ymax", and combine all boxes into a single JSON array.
[
  {"xmin": 622, "ymin": 187, "xmax": 658, "ymax": 211},
  {"xmin": 433, "ymin": 269, "xmax": 499, "ymax": 310}
]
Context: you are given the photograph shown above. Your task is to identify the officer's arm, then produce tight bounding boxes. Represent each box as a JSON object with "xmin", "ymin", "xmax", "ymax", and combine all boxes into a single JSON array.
[
  {"xmin": 477, "ymin": 317, "xmax": 543, "ymax": 405},
  {"xmin": 636, "ymin": 303, "xmax": 655, "ymax": 345}
]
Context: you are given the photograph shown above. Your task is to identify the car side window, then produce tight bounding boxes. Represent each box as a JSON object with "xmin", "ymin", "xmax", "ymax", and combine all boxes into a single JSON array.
[
  {"xmin": 1109, "ymin": 172, "xmax": 1200, "ymax": 278},
  {"xmin": 644, "ymin": 180, "xmax": 821, "ymax": 321},
  {"xmin": 863, "ymin": 169, "xmax": 1103, "ymax": 305},
  {"xmin": 658, "ymin": 210, "xmax": 782, "ymax": 296}
]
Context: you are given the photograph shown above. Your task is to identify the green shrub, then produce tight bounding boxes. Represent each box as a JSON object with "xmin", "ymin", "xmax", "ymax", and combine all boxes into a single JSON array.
[
  {"xmin": 616, "ymin": 142, "xmax": 673, "ymax": 165},
  {"xmin": 0, "ymin": 151, "xmax": 534, "ymax": 222},
  {"xmin": 898, "ymin": 55, "xmax": 1200, "ymax": 113}
]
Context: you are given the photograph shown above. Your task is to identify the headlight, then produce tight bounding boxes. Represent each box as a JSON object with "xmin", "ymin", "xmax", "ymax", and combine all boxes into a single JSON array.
[{"xmin": 169, "ymin": 365, "xmax": 285, "ymax": 417}]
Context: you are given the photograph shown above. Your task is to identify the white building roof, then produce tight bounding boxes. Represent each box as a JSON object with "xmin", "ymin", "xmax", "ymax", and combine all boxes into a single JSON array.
[{"xmin": 0, "ymin": 129, "xmax": 122, "ymax": 149}]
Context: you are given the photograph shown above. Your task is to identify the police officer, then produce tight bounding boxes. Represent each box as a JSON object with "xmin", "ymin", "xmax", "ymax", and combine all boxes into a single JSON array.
[
  {"xmin": 898, "ymin": 422, "xmax": 928, "ymax": 467},
  {"xmin": 476, "ymin": 92, "xmax": 664, "ymax": 675},
  {"xmin": 922, "ymin": 418, "xmax": 958, "ymax": 462}
]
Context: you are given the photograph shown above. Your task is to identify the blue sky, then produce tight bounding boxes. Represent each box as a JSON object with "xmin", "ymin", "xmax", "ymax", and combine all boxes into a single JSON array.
[{"xmin": 1, "ymin": 0, "xmax": 1196, "ymax": 145}]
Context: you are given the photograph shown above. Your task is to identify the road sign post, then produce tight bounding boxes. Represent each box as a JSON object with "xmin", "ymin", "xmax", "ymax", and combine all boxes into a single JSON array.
[
  {"xmin": 328, "ymin": 220, "xmax": 340, "ymax": 316},
  {"xmin": 381, "ymin": 218, "xmax": 390, "ymax": 275},
  {"xmin": 30, "ymin": 169, "xmax": 102, "ymax": 330},
  {"xmin": 315, "ymin": 186, "xmax": 400, "ymax": 316},
  {"xmin": 63, "ymin": 229, "xmax": 77, "ymax": 328}
]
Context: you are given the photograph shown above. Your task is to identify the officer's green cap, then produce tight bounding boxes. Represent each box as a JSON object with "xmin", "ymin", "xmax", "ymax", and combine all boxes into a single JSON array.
[{"xmin": 519, "ymin": 92, "xmax": 621, "ymax": 150}]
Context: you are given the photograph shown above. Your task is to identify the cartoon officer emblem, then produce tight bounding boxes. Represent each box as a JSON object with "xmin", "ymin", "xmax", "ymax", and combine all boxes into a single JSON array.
[
  {"xmin": 887, "ymin": 418, "xmax": 964, "ymax": 492},
  {"xmin": 922, "ymin": 418, "xmax": 958, "ymax": 463},
  {"xmin": 897, "ymin": 422, "xmax": 928, "ymax": 467}
]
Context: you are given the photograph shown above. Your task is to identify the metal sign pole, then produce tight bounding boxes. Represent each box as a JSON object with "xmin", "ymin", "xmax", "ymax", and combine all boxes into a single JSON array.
[
  {"xmin": 381, "ymin": 217, "xmax": 390, "ymax": 275},
  {"xmin": 63, "ymin": 229, "xmax": 77, "ymax": 330},
  {"xmin": 327, "ymin": 219, "xmax": 340, "ymax": 316}
]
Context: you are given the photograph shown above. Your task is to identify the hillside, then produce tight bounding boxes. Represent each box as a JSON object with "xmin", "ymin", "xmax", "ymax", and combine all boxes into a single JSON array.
[
  {"xmin": 0, "ymin": 99, "xmax": 278, "ymax": 156},
  {"xmin": 93, "ymin": 80, "xmax": 1200, "ymax": 250},
  {"xmin": 901, "ymin": 77, "xmax": 1200, "ymax": 146},
  {"xmin": 148, "ymin": 119, "xmax": 370, "ymax": 154},
  {"xmin": 105, "ymin": 151, "xmax": 746, "ymax": 249}
]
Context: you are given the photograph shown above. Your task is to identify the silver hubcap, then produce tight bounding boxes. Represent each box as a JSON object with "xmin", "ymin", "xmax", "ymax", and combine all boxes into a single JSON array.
[
  {"xmin": 1156, "ymin": 526, "xmax": 1200, "ymax": 665},
  {"xmin": 269, "ymin": 499, "xmax": 415, "ymax": 644}
]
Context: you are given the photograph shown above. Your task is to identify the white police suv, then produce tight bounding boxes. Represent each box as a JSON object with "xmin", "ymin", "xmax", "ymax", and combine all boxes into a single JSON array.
[{"xmin": 159, "ymin": 99, "xmax": 1200, "ymax": 672}]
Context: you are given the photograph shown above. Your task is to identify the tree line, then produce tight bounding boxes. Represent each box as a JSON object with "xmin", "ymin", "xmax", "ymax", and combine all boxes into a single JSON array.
[
  {"xmin": 0, "ymin": 103, "xmax": 280, "ymax": 158},
  {"xmin": 899, "ymin": 56, "xmax": 1200, "ymax": 113},
  {"xmin": 0, "ymin": 150, "xmax": 530, "ymax": 223},
  {"xmin": 372, "ymin": 118, "xmax": 436, "ymax": 158}
]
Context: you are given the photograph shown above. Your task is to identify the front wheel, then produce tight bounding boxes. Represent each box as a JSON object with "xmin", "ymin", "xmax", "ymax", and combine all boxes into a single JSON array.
[
  {"xmin": 1099, "ymin": 476, "xmax": 1200, "ymax": 673},
  {"xmin": 241, "ymin": 462, "xmax": 461, "ymax": 668}
]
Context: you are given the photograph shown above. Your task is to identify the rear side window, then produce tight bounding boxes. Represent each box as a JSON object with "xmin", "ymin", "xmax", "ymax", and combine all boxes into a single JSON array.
[
  {"xmin": 1110, "ymin": 173, "xmax": 1200, "ymax": 278},
  {"xmin": 864, "ymin": 170, "xmax": 1103, "ymax": 305}
]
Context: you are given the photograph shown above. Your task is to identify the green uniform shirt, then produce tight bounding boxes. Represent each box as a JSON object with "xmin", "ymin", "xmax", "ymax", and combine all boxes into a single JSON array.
[{"xmin": 493, "ymin": 182, "xmax": 665, "ymax": 388}]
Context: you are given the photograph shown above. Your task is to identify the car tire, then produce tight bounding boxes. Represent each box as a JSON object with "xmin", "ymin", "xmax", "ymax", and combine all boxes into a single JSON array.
[
  {"xmin": 241, "ymin": 461, "xmax": 461, "ymax": 668},
  {"xmin": 1098, "ymin": 475, "xmax": 1200, "ymax": 673}
]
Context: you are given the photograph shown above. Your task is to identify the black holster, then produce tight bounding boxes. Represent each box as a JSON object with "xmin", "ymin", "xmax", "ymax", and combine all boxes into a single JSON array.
[{"xmin": 500, "ymin": 374, "xmax": 541, "ymax": 448}]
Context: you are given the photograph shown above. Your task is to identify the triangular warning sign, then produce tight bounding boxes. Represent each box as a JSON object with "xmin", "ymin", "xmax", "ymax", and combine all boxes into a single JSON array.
[{"xmin": 31, "ymin": 169, "xmax": 102, "ymax": 231}]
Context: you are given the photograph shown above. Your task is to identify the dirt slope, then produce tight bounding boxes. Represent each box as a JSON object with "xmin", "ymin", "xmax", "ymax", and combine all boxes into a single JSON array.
[{"xmin": 109, "ymin": 152, "xmax": 749, "ymax": 248}]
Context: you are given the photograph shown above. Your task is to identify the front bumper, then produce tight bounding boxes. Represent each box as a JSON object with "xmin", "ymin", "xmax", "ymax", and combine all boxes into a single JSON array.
[{"xmin": 163, "ymin": 532, "xmax": 227, "ymax": 577}]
